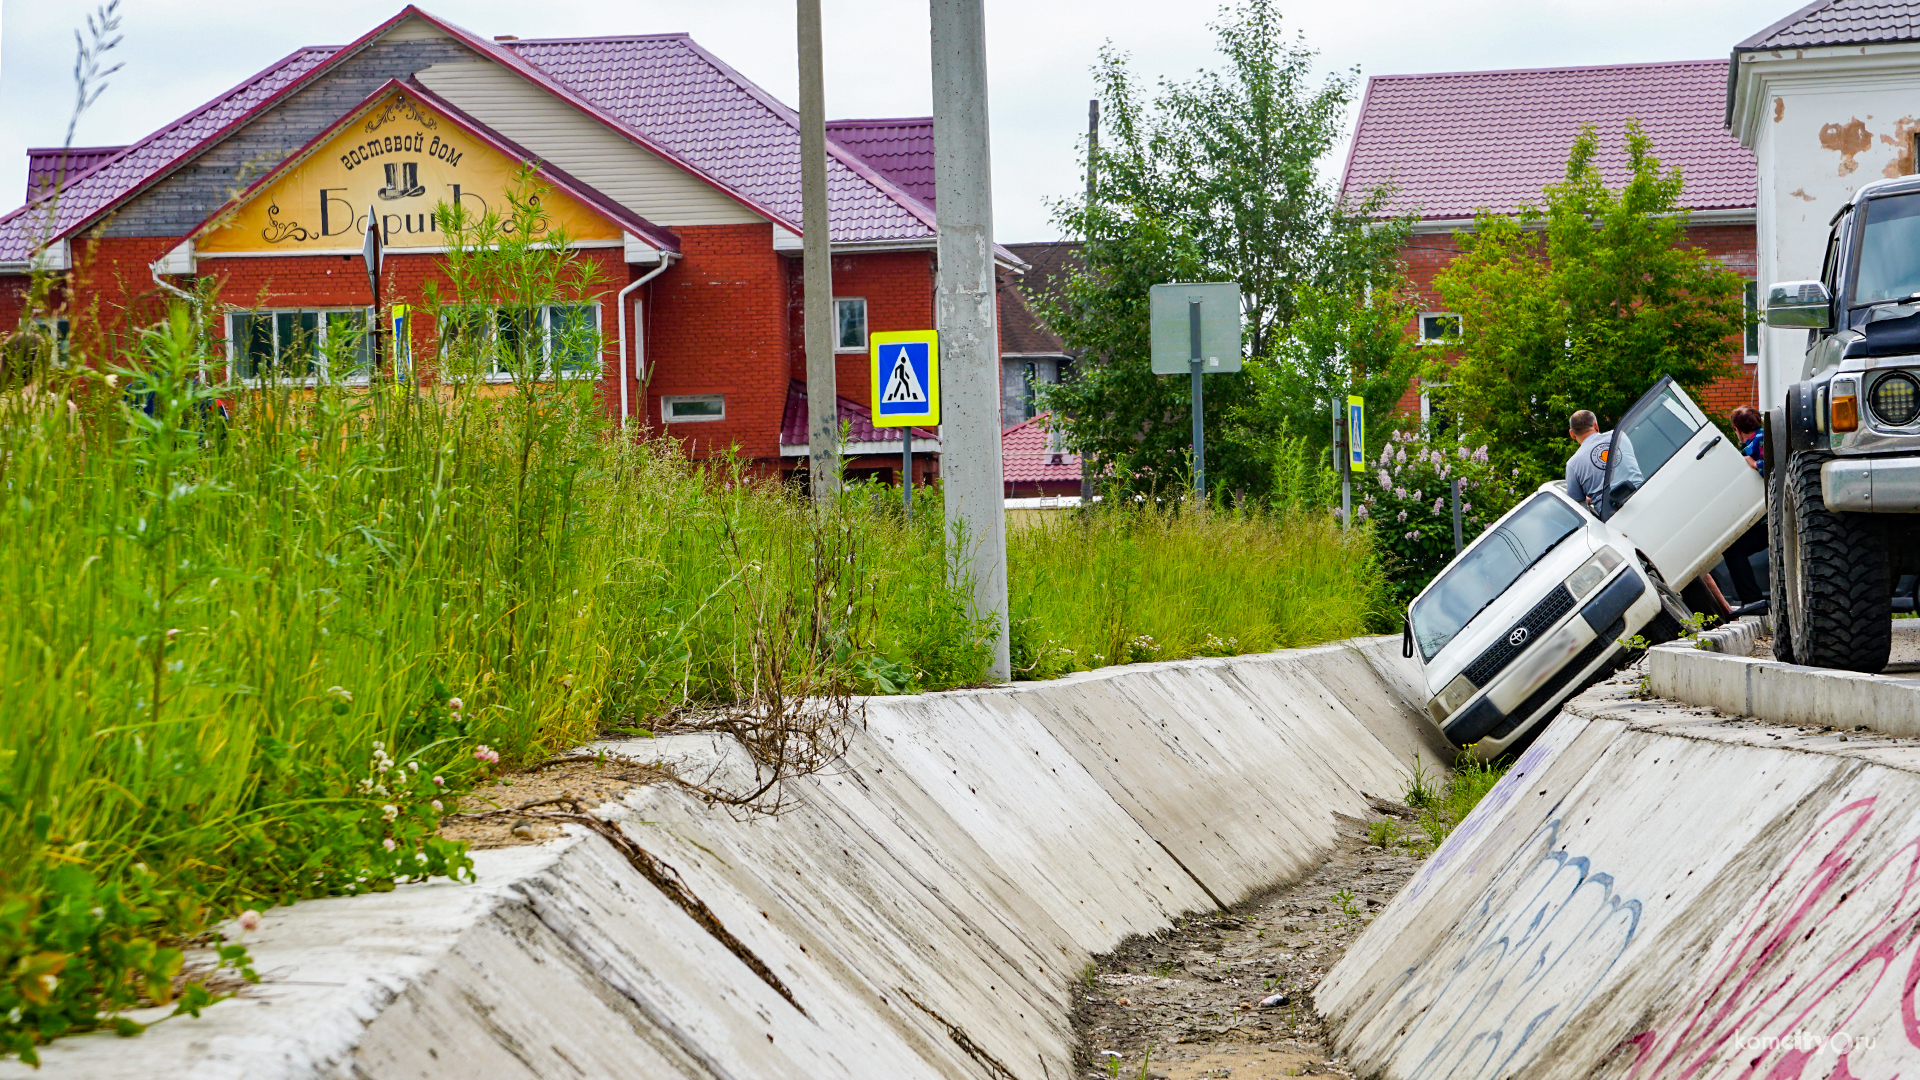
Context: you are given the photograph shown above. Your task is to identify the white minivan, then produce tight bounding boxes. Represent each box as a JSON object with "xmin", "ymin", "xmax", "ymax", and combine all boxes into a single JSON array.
[{"xmin": 1405, "ymin": 378, "xmax": 1766, "ymax": 759}]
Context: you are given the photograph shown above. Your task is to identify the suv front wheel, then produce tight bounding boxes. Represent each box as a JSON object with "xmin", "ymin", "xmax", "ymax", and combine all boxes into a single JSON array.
[{"xmin": 1782, "ymin": 451, "xmax": 1892, "ymax": 671}]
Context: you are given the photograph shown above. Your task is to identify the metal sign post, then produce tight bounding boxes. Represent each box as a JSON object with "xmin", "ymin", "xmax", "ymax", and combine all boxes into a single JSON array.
[
  {"xmin": 1344, "ymin": 394, "xmax": 1365, "ymax": 530},
  {"xmin": 1335, "ymin": 410, "xmax": 1350, "ymax": 530},
  {"xmin": 1451, "ymin": 478, "xmax": 1464, "ymax": 553},
  {"xmin": 362, "ymin": 205, "xmax": 383, "ymax": 373},
  {"xmin": 869, "ymin": 330, "xmax": 941, "ymax": 523},
  {"xmin": 1150, "ymin": 282, "xmax": 1241, "ymax": 501}
]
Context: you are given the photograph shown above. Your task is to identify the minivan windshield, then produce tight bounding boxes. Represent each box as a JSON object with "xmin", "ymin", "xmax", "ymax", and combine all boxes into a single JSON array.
[
  {"xmin": 1410, "ymin": 493, "xmax": 1586, "ymax": 661},
  {"xmin": 1854, "ymin": 192, "xmax": 1920, "ymax": 306}
]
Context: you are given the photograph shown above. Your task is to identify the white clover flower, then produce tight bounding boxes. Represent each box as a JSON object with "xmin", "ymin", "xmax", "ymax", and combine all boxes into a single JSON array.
[
  {"xmin": 383, "ymin": 838, "xmax": 397, "ymax": 851},
  {"xmin": 408, "ymin": 761, "xmax": 419, "ymax": 772},
  {"xmin": 238, "ymin": 909, "xmax": 261, "ymax": 932},
  {"xmin": 431, "ymin": 800, "xmax": 443, "ymax": 813},
  {"xmin": 433, "ymin": 775, "xmax": 445, "ymax": 786},
  {"xmin": 447, "ymin": 697, "xmax": 463, "ymax": 710},
  {"xmin": 415, "ymin": 852, "xmax": 429, "ymax": 864},
  {"xmin": 382, "ymin": 804, "xmax": 398, "ymax": 821}
]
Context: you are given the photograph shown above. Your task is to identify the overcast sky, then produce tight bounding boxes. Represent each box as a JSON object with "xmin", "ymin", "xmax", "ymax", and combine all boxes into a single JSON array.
[{"xmin": 1, "ymin": 0, "xmax": 1783, "ymax": 241}]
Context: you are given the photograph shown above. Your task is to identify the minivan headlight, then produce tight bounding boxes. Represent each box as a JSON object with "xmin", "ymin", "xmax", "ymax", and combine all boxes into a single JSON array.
[
  {"xmin": 1429, "ymin": 674, "xmax": 1476, "ymax": 720},
  {"xmin": 1564, "ymin": 547, "xmax": 1624, "ymax": 600}
]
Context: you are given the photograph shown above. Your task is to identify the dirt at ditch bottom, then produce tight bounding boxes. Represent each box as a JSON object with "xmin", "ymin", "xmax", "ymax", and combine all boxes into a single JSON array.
[{"xmin": 1071, "ymin": 804, "xmax": 1426, "ymax": 1080}]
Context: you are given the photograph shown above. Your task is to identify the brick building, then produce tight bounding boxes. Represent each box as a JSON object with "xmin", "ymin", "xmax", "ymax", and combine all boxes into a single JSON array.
[
  {"xmin": 0, "ymin": 6, "xmax": 1033, "ymax": 481},
  {"xmin": 1340, "ymin": 60, "xmax": 1762, "ymax": 422}
]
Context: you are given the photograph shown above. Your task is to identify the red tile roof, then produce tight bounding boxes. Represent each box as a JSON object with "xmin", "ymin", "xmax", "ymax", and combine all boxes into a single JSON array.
[
  {"xmin": 1739, "ymin": 0, "xmax": 1920, "ymax": 49},
  {"xmin": 778, "ymin": 381, "xmax": 934, "ymax": 447},
  {"xmin": 26, "ymin": 146, "xmax": 125, "ymax": 202},
  {"xmin": 1001, "ymin": 414, "xmax": 1081, "ymax": 484},
  {"xmin": 1341, "ymin": 60, "xmax": 1756, "ymax": 222},
  {"xmin": 824, "ymin": 118, "xmax": 935, "ymax": 210}
]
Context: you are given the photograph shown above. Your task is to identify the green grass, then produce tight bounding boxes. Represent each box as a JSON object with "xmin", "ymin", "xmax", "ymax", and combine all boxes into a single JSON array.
[
  {"xmin": 1403, "ymin": 752, "xmax": 1511, "ymax": 850},
  {"xmin": 1007, "ymin": 506, "xmax": 1386, "ymax": 677}
]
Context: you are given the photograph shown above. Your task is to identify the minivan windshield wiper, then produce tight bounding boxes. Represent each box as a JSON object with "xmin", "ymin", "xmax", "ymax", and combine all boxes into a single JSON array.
[{"xmin": 1851, "ymin": 291, "xmax": 1920, "ymax": 311}]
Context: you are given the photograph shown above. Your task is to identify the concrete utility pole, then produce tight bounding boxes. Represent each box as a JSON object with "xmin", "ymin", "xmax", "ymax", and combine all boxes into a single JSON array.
[
  {"xmin": 1079, "ymin": 98, "xmax": 1098, "ymax": 505},
  {"xmin": 798, "ymin": 0, "xmax": 840, "ymax": 500},
  {"xmin": 931, "ymin": 0, "xmax": 1010, "ymax": 681}
]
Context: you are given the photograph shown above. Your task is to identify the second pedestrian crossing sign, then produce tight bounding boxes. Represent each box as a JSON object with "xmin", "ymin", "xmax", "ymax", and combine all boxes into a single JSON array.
[{"xmin": 869, "ymin": 330, "xmax": 940, "ymax": 427}]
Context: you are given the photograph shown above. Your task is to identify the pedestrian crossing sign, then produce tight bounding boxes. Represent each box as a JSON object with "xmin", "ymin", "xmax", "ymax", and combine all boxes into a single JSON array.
[{"xmin": 869, "ymin": 330, "xmax": 940, "ymax": 427}]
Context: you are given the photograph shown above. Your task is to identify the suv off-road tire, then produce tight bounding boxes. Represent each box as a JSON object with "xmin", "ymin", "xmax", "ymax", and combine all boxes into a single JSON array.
[
  {"xmin": 1768, "ymin": 447, "xmax": 1795, "ymax": 663},
  {"xmin": 1784, "ymin": 451, "xmax": 1892, "ymax": 671}
]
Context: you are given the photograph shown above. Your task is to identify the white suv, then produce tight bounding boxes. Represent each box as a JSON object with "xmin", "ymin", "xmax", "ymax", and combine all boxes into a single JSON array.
[{"xmin": 1405, "ymin": 378, "xmax": 1766, "ymax": 759}]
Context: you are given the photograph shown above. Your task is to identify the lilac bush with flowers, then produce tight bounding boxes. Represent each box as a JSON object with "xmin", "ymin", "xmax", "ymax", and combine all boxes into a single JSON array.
[{"xmin": 1355, "ymin": 428, "xmax": 1528, "ymax": 604}]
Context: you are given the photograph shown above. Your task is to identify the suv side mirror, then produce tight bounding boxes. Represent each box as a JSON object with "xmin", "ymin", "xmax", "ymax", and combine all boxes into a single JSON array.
[{"xmin": 1766, "ymin": 281, "xmax": 1834, "ymax": 330}]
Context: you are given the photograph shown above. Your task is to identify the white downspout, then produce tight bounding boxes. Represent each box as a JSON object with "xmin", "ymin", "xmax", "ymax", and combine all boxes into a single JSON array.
[{"xmin": 618, "ymin": 253, "xmax": 677, "ymax": 429}]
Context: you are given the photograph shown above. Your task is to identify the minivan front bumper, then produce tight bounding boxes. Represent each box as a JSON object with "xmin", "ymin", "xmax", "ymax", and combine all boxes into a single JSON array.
[{"xmin": 1442, "ymin": 569, "xmax": 1645, "ymax": 747}]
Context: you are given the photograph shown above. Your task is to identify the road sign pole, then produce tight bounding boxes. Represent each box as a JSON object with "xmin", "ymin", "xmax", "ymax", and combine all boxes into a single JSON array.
[
  {"xmin": 932, "ymin": 0, "xmax": 1010, "ymax": 681},
  {"xmin": 1189, "ymin": 300, "xmax": 1204, "ymax": 499},
  {"xmin": 1451, "ymin": 478, "xmax": 1464, "ymax": 553},
  {"xmin": 1336, "ymin": 409, "xmax": 1350, "ymax": 531},
  {"xmin": 902, "ymin": 427, "xmax": 913, "ymax": 523}
]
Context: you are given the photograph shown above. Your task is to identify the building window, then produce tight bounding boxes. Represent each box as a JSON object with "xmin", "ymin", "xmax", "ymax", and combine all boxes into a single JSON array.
[
  {"xmin": 662, "ymin": 394, "xmax": 725, "ymax": 422},
  {"xmin": 1418, "ymin": 312, "xmax": 1461, "ymax": 344},
  {"xmin": 834, "ymin": 297, "xmax": 867, "ymax": 352},
  {"xmin": 1745, "ymin": 281, "xmax": 1761, "ymax": 362},
  {"xmin": 228, "ymin": 309, "xmax": 371, "ymax": 381},
  {"xmin": 438, "ymin": 303, "xmax": 601, "ymax": 380},
  {"xmin": 30, "ymin": 318, "xmax": 70, "ymax": 366}
]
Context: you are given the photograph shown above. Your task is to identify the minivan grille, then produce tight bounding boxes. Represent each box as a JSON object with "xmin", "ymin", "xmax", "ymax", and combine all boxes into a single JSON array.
[{"xmin": 1461, "ymin": 584, "xmax": 1575, "ymax": 688}]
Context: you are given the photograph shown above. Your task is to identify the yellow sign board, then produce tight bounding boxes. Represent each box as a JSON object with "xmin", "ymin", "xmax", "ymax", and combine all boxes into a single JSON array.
[{"xmin": 197, "ymin": 90, "xmax": 622, "ymax": 256}]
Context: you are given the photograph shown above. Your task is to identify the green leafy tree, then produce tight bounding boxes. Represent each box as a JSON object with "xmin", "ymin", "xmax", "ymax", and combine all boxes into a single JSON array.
[
  {"xmin": 1429, "ymin": 121, "xmax": 1746, "ymax": 484},
  {"xmin": 1035, "ymin": 0, "xmax": 1413, "ymax": 499}
]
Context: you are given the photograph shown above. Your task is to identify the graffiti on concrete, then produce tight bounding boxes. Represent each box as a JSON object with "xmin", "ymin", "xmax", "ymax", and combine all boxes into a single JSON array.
[
  {"xmin": 1624, "ymin": 796, "xmax": 1920, "ymax": 1080},
  {"xmin": 1360, "ymin": 817, "xmax": 1640, "ymax": 1080}
]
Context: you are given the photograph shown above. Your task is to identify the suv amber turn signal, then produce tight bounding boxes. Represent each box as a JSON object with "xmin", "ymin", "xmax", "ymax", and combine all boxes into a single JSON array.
[{"xmin": 1833, "ymin": 393, "xmax": 1860, "ymax": 432}]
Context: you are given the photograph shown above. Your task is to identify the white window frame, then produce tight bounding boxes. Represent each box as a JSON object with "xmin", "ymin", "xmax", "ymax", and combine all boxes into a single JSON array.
[
  {"xmin": 226, "ymin": 308, "xmax": 375, "ymax": 384},
  {"xmin": 1744, "ymin": 280, "xmax": 1761, "ymax": 364},
  {"xmin": 438, "ymin": 303, "xmax": 603, "ymax": 382},
  {"xmin": 662, "ymin": 394, "xmax": 726, "ymax": 423},
  {"xmin": 1418, "ymin": 311, "xmax": 1461, "ymax": 345},
  {"xmin": 833, "ymin": 297, "xmax": 868, "ymax": 353},
  {"xmin": 30, "ymin": 317, "xmax": 71, "ymax": 367}
]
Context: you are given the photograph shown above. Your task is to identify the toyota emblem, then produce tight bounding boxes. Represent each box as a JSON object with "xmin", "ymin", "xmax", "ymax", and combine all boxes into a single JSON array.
[{"xmin": 1508, "ymin": 627, "xmax": 1530, "ymax": 647}]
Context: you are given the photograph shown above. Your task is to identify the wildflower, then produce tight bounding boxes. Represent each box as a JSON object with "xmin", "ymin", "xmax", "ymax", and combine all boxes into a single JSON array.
[
  {"xmin": 408, "ymin": 761, "xmax": 419, "ymax": 772},
  {"xmin": 238, "ymin": 910, "xmax": 261, "ymax": 933},
  {"xmin": 415, "ymin": 852, "xmax": 429, "ymax": 864},
  {"xmin": 433, "ymin": 775, "xmax": 445, "ymax": 786},
  {"xmin": 165, "ymin": 628, "xmax": 180, "ymax": 643},
  {"xmin": 447, "ymin": 697, "xmax": 463, "ymax": 710},
  {"xmin": 473, "ymin": 745, "xmax": 500, "ymax": 765},
  {"xmin": 1396, "ymin": 510, "xmax": 1408, "ymax": 523},
  {"xmin": 381, "ymin": 804, "xmax": 399, "ymax": 821},
  {"xmin": 38, "ymin": 974, "xmax": 57, "ymax": 996},
  {"xmin": 382, "ymin": 838, "xmax": 397, "ymax": 851},
  {"xmin": 431, "ymin": 800, "xmax": 443, "ymax": 813},
  {"xmin": 326, "ymin": 686, "xmax": 353, "ymax": 703},
  {"xmin": 372, "ymin": 741, "xmax": 385, "ymax": 751}
]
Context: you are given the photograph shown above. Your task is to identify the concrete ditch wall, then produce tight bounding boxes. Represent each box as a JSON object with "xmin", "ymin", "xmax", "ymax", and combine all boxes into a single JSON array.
[
  {"xmin": 1317, "ymin": 663, "xmax": 1920, "ymax": 1080},
  {"xmin": 8, "ymin": 637, "xmax": 1449, "ymax": 1080}
]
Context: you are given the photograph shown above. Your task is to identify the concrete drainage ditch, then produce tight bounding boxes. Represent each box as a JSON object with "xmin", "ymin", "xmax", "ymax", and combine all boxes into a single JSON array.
[
  {"xmin": 1318, "ymin": 623, "xmax": 1920, "ymax": 1080},
  {"xmin": 3, "ymin": 638, "xmax": 1447, "ymax": 1080}
]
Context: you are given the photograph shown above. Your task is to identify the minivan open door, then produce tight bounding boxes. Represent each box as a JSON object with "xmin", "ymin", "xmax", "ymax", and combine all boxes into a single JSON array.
[{"xmin": 1600, "ymin": 377, "xmax": 1766, "ymax": 586}]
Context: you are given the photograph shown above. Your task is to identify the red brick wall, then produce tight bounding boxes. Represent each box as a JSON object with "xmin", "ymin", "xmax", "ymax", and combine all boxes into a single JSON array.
[
  {"xmin": 782, "ymin": 250, "xmax": 936, "ymax": 408},
  {"xmin": 643, "ymin": 222, "xmax": 789, "ymax": 460},
  {"xmin": 1396, "ymin": 221, "xmax": 1759, "ymax": 424}
]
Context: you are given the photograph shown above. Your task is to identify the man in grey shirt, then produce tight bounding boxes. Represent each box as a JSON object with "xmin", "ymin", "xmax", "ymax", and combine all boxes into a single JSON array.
[{"xmin": 1565, "ymin": 409, "xmax": 1641, "ymax": 514}]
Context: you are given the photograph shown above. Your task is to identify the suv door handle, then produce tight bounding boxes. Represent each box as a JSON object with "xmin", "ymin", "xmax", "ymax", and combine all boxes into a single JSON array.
[{"xmin": 1695, "ymin": 437, "xmax": 1720, "ymax": 460}]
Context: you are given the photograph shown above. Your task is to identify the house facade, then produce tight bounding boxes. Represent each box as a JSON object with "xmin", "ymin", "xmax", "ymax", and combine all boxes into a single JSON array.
[
  {"xmin": 1728, "ymin": 0, "xmax": 1920, "ymax": 410},
  {"xmin": 0, "ymin": 6, "xmax": 1044, "ymax": 483},
  {"xmin": 1342, "ymin": 59, "xmax": 1762, "ymax": 423}
]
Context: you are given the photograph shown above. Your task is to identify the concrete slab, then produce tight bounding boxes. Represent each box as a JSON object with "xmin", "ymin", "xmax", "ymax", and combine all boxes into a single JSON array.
[
  {"xmin": 1319, "ymin": 668, "xmax": 1920, "ymax": 1080},
  {"xmin": 6, "ymin": 637, "xmax": 1443, "ymax": 1080},
  {"xmin": 1650, "ymin": 630, "xmax": 1920, "ymax": 736}
]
